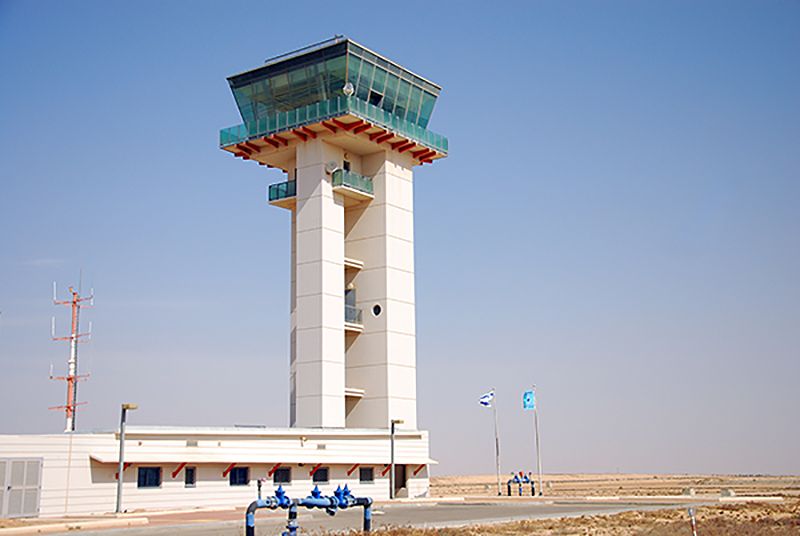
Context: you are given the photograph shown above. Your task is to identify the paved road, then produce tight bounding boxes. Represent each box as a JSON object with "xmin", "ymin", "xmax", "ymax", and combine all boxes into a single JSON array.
[{"xmin": 48, "ymin": 500, "xmax": 703, "ymax": 535}]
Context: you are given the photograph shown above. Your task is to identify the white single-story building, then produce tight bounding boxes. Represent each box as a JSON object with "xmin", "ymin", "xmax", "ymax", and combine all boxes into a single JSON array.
[{"xmin": 0, "ymin": 426, "xmax": 433, "ymax": 518}]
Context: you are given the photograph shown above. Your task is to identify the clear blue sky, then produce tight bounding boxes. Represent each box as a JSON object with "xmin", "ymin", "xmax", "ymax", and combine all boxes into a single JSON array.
[{"xmin": 1, "ymin": 1, "xmax": 798, "ymax": 475}]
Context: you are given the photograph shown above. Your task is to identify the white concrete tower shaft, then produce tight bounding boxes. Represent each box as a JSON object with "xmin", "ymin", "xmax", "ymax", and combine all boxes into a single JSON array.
[
  {"xmin": 344, "ymin": 151, "xmax": 418, "ymax": 429},
  {"xmin": 284, "ymin": 138, "xmax": 419, "ymax": 430},
  {"xmin": 290, "ymin": 140, "xmax": 346, "ymax": 428}
]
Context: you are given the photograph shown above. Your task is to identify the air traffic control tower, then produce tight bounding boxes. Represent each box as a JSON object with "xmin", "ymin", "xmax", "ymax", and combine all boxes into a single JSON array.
[{"xmin": 220, "ymin": 37, "xmax": 447, "ymax": 431}]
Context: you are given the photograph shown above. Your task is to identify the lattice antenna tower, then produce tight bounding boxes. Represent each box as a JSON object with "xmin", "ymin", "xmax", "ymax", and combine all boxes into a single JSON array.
[{"xmin": 50, "ymin": 282, "xmax": 93, "ymax": 432}]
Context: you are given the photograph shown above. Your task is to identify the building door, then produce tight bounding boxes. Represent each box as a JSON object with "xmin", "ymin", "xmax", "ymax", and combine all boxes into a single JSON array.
[
  {"xmin": 393, "ymin": 464, "xmax": 407, "ymax": 497},
  {"xmin": 0, "ymin": 458, "xmax": 42, "ymax": 518}
]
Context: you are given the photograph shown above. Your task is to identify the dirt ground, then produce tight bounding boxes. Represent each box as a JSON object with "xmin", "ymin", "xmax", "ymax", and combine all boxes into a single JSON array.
[
  {"xmin": 430, "ymin": 473, "xmax": 800, "ymax": 498},
  {"xmin": 407, "ymin": 473, "xmax": 800, "ymax": 535},
  {"xmin": 364, "ymin": 499, "xmax": 800, "ymax": 535}
]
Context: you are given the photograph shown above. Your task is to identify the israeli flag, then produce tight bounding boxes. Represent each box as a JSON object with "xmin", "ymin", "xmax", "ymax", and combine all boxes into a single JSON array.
[{"xmin": 479, "ymin": 390, "xmax": 495, "ymax": 408}]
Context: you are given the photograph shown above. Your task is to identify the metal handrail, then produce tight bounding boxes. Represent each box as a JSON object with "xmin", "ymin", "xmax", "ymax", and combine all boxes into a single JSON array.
[
  {"xmin": 345, "ymin": 305, "xmax": 363, "ymax": 325},
  {"xmin": 332, "ymin": 169, "xmax": 373, "ymax": 196},
  {"xmin": 220, "ymin": 96, "xmax": 448, "ymax": 155},
  {"xmin": 268, "ymin": 180, "xmax": 296, "ymax": 202}
]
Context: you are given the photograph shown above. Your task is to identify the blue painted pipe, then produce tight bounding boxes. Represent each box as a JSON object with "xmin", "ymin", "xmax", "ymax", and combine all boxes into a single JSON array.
[
  {"xmin": 245, "ymin": 485, "xmax": 293, "ymax": 536},
  {"xmin": 244, "ymin": 484, "xmax": 373, "ymax": 535},
  {"xmin": 506, "ymin": 473, "xmax": 536, "ymax": 496},
  {"xmin": 282, "ymin": 503, "xmax": 298, "ymax": 536}
]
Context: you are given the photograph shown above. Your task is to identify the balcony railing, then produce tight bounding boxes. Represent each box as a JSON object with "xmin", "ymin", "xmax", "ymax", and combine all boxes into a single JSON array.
[
  {"xmin": 332, "ymin": 169, "xmax": 373, "ymax": 196},
  {"xmin": 268, "ymin": 180, "xmax": 296, "ymax": 202},
  {"xmin": 345, "ymin": 304, "xmax": 363, "ymax": 325},
  {"xmin": 220, "ymin": 96, "xmax": 448, "ymax": 155}
]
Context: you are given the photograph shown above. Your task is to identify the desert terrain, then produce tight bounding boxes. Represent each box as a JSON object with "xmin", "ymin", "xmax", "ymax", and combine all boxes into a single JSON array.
[
  {"xmin": 430, "ymin": 473, "xmax": 799, "ymax": 498},
  {"xmin": 414, "ymin": 473, "xmax": 800, "ymax": 534}
]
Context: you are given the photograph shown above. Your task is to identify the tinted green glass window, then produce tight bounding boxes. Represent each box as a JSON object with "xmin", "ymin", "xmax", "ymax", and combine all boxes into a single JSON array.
[
  {"xmin": 383, "ymin": 73, "xmax": 400, "ymax": 113},
  {"xmin": 227, "ymin": 39, "xmax": 441, "ymax": 131},
  {"xmin": 407, "ymin": 86, "xmax": 422, "ymax": 124},
  {"xmin": 348, "ymin": 56, "xmax": 361, "ymax": 85},
  {"xmin": 419, "ymin": 92, "xmax": 436, "ymax": 128},
  {"xmin": 395, "ymin": 80, "xmax": 411, "ymax": 119},
  {"xmin": 356, "ymin": 62, "xmax": 373, "ymax": 100},
  {"xmin": 327, "ymin": 55, "xmax": 346, "ymax": 94},
  {"xmin": 372, "ymin": 68, "xmax": 386, "ymax": 93}
]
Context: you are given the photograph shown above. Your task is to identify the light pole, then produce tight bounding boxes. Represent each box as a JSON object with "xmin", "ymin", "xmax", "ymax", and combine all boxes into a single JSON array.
[
  {"xmin": 115, "ymin": 403, "xmax": 138, "ymax": 514},
  {"xmin": 389, "ymin": 419, "xmax": 404, "ymax": 500}
]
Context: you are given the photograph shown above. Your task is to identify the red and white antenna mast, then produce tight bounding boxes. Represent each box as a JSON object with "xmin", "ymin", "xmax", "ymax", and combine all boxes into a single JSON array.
[{"xmin": 50, "ymin": 282, "xmax": 93, "ymax": 433}]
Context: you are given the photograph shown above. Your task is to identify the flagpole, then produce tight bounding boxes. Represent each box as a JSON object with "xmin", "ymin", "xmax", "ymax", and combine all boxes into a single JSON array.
[
  {"xmin": 533, "ymin": 386, "xmax": 543, "ymax": 496},
  {"xmin": 492, "ymin": 391, "xmax": 501, "ymax": 496}
]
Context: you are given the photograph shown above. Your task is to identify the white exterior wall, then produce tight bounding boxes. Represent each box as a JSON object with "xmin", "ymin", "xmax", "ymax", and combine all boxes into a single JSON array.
[
  {"xmin": 0, "ymin": 428, "xmax": 430, "ymax": 517},
  {"xmin": 345, "ymin": 150, "xmax": 418, "ymax": 429},
  {"xmin": 293, "ymin": 140, "xmax": 346, "ymax": 428}
]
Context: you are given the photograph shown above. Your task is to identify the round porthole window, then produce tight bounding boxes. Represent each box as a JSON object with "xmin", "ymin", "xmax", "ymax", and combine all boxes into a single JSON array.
[{"xmin": 372, "ymin": 304, "xmax": 382, "ymax": 317}]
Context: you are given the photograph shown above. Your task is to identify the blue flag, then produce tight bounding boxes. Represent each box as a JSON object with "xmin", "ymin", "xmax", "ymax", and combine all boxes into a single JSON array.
[
  {"xmin": 523, "ymin": 389, "xmax": 535, "ymax": 411},
  {"xmin": 479, "ymin": 390, "xmax": 495, "ymax": 408}
]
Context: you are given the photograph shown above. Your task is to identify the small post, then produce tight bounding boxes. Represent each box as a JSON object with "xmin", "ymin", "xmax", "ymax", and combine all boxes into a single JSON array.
[
  {"xmin": 688, "ymin": 507, "xmax": 698, "ymax": 536},
  {"xmin": 389, "ymin": 419, "xmax": 403, "ymax": 499},
  {"xmin": 115, "ymin": 403, "xmax": 138, "ymax": 514}
]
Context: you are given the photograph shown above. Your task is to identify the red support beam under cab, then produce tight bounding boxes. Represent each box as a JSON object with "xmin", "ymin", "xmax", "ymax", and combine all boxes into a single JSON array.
[
  {"xmin": 352, "ymin": 123, "xmax": 371, "ymax": 135},
  {"xmin": 272, "ymin": 135, "xmax": 289, "ymax": 146},
  {"xmin": 413, "ymin": 464, "xmax": 426, "ymax": 476},
  {"xmin": 267, "ymin": 463, "xmax": 282, "ymax": 477},
  {"xmin": 398, "ymin": 142, "xmax": 416, "ymax": 153},
  {"xmin": 346, "ymin": 464, "xmax": 361, "ymax": 476},
  {"xmin": 332, "ymin": 118, "xmax": 363, "ymax": 131},
  {"xmin": 321, "ymin": 121, "xmax": 338, "ymax": 133},
  {"xmin": 381, "ymin": 465, "xmax": 392, "ymax": 477},
  {"xmin": 374, "ymin": 133, "xmax": 394, "ymax": 144},
  {"xmin": 369, "ymin": 130, "xmax": 387, "ymax": 141},
  {"xmin": 292, "ymin": 129, "xmax": 308, "ymax": 142},
  {"xmin": 262, "ymin": 137, "xmax": 280, "ymax": 148},
  {"xmin": 391, "ymin": 140, "xmax": 409, "ymax": 150},
  {"xmin": 301, "ymin": 126, "xmax": 318, "ymax": 139}
]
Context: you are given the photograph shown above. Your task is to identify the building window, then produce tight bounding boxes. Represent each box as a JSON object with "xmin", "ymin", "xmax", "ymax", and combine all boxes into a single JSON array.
[
  {"xmin": 273, "ymin": 467, "xmax": 291, "ymax": 485},
  {"xmin": 312, "ymin": 467, "xmax": 329, "ymax": 483},
  {"xmin": 368, "ymin": 91, "xmax": 383, "ymax": 107},
  {"xmin": 359, "ymin": 467, "xmax": 374, "ymax": 483},
  {"xmin": 185, "ymin": 466, "xmax": 196, "ymax": 488},
  {"xmin": 137, "ymin": 467, "xmax": 162, "ymax": 488},
  {"xmin": 229, "ymin": 467, "xmax": 250, "ymax": 486}
]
